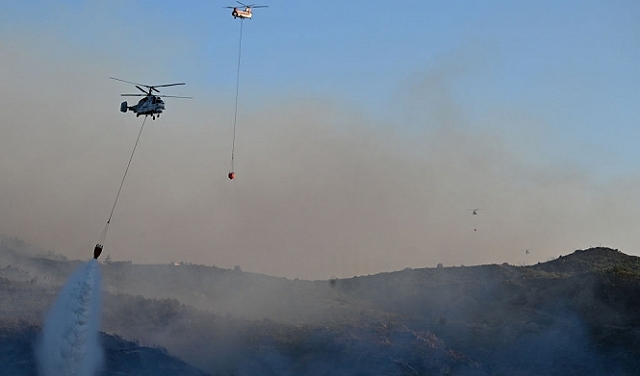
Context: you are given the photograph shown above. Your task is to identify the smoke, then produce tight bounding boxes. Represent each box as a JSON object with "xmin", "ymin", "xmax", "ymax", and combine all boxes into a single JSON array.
[
  {"xmin": 36, "ymin": 259, "xmax": 103, "ymax": 376},
  {"xmin": 2, "ymin": 28, "xmax": 640, "ymax": 280}
]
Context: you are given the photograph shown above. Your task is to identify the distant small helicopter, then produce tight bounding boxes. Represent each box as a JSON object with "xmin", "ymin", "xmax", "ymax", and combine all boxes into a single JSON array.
[
  {"xmin": 110, "ymin": 77, "xmax": 191, "ymax": 120},
  {"xmin": 225, "ymin": 1, "xmax": 268, "ymax": 19},
  {"xmin": 470, "ymin": 208, "xmax": 480, "ymax": 215},
  {"xmin": 467, "ymin": 208, "xmax": 484, "ymax": 231}
]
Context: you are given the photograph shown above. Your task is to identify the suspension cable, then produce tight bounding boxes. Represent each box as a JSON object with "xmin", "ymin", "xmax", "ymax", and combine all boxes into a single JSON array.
[
  {"xmin": 98, "ymin": 116, "xmax": 147, "ymax": 246},
  {"xmin": 230, "ymin": 19, "xmax": 244, "ymax": 175}
]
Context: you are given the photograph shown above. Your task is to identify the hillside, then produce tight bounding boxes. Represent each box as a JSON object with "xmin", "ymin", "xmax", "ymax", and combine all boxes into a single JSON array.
[
  {"xmin": 2, "ymin": 240, "xmax": 640, "ymax": 375},
  {"xmin": 0, "ymin": 319, "xmax": 210, "ymax": 376}
]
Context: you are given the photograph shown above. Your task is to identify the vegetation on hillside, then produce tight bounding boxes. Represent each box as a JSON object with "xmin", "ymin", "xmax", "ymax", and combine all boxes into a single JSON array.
[{"xmin": 1, "ymin": 241, "xmax": 640, "ymax": 375}]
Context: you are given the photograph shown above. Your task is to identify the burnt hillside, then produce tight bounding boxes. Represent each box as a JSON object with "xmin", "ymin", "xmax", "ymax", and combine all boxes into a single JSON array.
[{"xmin": 1, "ymin": 241, "xmax": 640, "ymax": 375}]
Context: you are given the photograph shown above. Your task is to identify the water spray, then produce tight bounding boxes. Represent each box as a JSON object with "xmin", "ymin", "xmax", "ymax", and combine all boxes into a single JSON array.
[{"xmin": 36, "ymin": 259, "xmax": 103, "ymax": 376}]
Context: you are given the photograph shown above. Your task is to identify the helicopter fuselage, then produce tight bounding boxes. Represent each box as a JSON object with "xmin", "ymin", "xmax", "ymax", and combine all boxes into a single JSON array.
[
  {"xmin": 112, "ymin": 77, "xmax": 187, "ymax": 120},
  {"xmin": 121, "ymin": 95, "xmax": 165, "ymax": 119},
  {"xmin": 232, "ymin": 7, "xmax": 252, "ymax": 19}
]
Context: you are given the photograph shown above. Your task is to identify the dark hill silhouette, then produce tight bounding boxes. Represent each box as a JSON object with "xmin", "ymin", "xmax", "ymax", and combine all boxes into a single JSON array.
[
  {"xmin": 530, "ymin": 247, "xmax": 640, "ymax": 275},
  {"xmin": 2, "ymin": 240, "xmax": 640, "ymax": 375}
]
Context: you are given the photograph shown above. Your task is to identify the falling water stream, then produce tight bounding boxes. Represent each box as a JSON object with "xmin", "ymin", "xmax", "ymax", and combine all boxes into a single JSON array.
[{"xmin": 36, "ymin": 259, "xmax": 103, "ymax": 376}]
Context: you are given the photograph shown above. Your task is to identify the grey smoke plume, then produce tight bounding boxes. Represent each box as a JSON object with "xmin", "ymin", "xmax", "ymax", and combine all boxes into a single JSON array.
[{"xmin": 36, "ymin": 259, "xmax": 103, "ymax": 376}]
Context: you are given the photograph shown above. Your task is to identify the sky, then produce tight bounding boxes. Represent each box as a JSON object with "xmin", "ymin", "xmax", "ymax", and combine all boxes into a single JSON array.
[{"xmin": 0, "ymin": 0, "xmax": 639, "ymax": 279}]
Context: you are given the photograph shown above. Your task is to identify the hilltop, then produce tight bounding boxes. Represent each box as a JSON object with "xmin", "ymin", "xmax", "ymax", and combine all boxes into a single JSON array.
[{"xmin": 1, "ymin": 241, "xmax": 640, "ymax": 375}]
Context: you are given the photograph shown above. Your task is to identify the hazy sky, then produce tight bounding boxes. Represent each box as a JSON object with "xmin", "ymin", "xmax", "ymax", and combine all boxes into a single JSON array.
[{"xmin": 1, "ymin": 1, "xmax": 639, "ymax": 279}]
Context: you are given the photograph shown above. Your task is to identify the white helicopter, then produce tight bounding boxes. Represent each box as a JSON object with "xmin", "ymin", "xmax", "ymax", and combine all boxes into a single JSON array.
[
  {"xmin": 225, "ymin": 1, "xmax": 268, "ymax": 19},
  {"xmin": 110, "ymin": 77, "xmax": 191, "ymax": 120}
]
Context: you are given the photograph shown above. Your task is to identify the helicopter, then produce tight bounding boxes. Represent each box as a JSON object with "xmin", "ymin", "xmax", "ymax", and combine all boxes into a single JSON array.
[
  {"xmin": 225, "ymin": 1, "xmax": 268, "ymax": 19},
  {"xmin": 467, "ymin": 208, "xmax": 484, "ymax": 231},
  {"xmin": 110, "ymin": 77, "xmax": 191, "ymax": 120}
]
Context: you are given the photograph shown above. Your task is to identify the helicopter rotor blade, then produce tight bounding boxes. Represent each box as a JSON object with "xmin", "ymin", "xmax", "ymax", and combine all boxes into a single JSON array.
[
  {"xmin": 110, "ymin": 77, "xmax": 150, "ymax": 88},
  {"xmin": 151, "ymin": 83, "xmax": 186, "ymax": 88},
  {"xmin": 251, "ymin": 5, "xmax": 268, "ymax": 8},
  {"xmin": 236, "ymin": 1, "xmax": 249, "ymax": 6},
  {"xmin": 120, "ymin": 94, "xmax": 191, "ymax": 98},
  {"xmin": 112, "ymin": 77, "xmax": 186, "ymax": 96}
]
